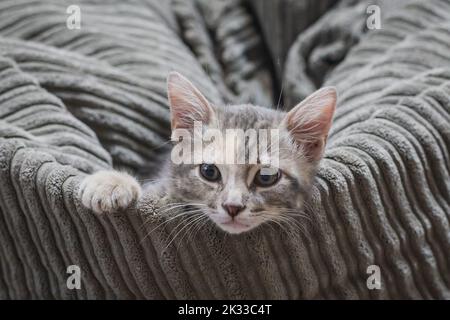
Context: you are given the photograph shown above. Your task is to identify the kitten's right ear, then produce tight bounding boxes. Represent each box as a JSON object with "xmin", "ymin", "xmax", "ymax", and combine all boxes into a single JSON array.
[{"xmin": 167, "ymin": 72, "xmax": 214, "ymax": 130}]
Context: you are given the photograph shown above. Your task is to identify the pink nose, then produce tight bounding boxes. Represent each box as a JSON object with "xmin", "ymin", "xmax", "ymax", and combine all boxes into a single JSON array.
[{"xmin": 222, "ymin": 204, "xmax": 245, "ymax": 217}]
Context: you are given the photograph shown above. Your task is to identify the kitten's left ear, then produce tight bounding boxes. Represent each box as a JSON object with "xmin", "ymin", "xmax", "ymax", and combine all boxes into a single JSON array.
[
  {"xmin": 167, "ymin": 72, "xmax": 214, "ymax": 130},
  {"xmin": 282, "ymin": 87, "xmax": 337, "ymax": 161}
]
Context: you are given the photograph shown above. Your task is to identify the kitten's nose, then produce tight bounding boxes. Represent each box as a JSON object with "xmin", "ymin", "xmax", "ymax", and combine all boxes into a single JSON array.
[{"xmin": 222, "ymin": 203, "xmax": 245, "ymax": 218}]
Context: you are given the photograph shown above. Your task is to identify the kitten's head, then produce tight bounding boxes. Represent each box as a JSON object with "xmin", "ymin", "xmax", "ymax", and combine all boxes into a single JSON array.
[{"xmin": 165, "ymin": 72, "xmax": 336, "ymax": 234}]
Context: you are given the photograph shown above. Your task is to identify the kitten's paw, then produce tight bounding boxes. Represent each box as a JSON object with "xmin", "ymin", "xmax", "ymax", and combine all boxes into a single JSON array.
[{"xmin": 79, "ymin": 170, "xmax": 142, "ymax": 214}]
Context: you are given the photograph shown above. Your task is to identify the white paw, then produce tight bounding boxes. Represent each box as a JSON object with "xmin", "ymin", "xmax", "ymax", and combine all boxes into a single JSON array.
[{"xmin": 79, "ymin": 170, "xmax": 142, "ymax": 214}]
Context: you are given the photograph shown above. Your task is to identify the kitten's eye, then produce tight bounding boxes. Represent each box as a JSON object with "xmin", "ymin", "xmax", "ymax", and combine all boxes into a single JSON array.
[
  {"xmin": 199, "ymin": 164, "xmax": 221, "ymax": 182},
  {"xmin": 254, "ymin": 169, "xmax": 281, "ymax": 187}
]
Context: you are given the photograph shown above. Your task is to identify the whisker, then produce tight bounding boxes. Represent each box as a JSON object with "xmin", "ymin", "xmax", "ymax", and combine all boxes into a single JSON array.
[
  {"xmin": 276, "ymin": 77, "xmax": 284, "ymax": 111},
  {"xmin": 139, "ymin": 203, "xmax": 191, "ymax": 228},
  {"xmin": 176, "ymin": 215, "xmax": 209, "ymax": 252},
  {"xmin": 163, "ymin": 213, "xmax": 205, "ymax": 252},
  {"xmin": 140, "ymin": 209, "xmax": 205, "ymax": 243},
  {"xmin": 187, "ymin": 216, "xmax": 209, "ymax": 243},
  {"xmin": 138, "ymin": 176, "xmax": 178, "ymax": 183},
  {"xmin": 162, "ymin": 213, "xmax": 203, "ymax": 247},
  {"xmin": 275, "ymin": 214, "xmax": 310, "ymax": 240},
  {"xmin": 141, "ymin": 208, "xmax": 200, "ymax": 235},
  {"xmin": 147, "ymin": 202, "xmax": 207, "ymax": 219},
  {"xmin": 257, "ymin": 212, "xmax": 309, "ymax": 240}
]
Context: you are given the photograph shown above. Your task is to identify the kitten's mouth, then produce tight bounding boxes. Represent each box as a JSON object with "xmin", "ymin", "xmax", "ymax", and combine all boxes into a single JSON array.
[{"xmin": 220, "ymin": 219, "xmax": 251, "ymax": 233}]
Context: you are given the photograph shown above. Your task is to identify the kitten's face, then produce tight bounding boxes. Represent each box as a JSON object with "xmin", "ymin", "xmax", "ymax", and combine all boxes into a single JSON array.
[{"xmin": 165, "ymin": 72, "xmax": 336, "ymax": 234}]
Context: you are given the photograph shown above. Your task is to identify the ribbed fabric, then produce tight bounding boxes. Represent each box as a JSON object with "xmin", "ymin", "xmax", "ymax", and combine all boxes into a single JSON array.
[
  {"xmin": 0, "ymin": 0, "xmax": 449, "ymax": 299},
  {"xmin": 248, "ymin": 0, "xmax": 336, "ymax": 80}
]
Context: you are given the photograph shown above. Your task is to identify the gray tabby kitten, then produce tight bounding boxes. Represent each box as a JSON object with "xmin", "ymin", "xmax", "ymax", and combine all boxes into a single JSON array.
[{"xmin": 79, "ymin": 72, "xmax": 336, "ymax": 234}]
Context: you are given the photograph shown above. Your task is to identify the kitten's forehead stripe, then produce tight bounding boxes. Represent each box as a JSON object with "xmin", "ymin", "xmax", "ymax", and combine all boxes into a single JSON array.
[{"xmin": 217, "ymin": 104, "xmax": 284, "ymax": 131}]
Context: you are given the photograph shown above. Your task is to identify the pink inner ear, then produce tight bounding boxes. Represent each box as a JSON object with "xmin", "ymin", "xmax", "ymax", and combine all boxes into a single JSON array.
[
  {"xmin": 167, "ymin": 72, "xmax": 212, "ymax": 130},
  {"xmin": 287, "ymin": 117, "xmax": 328, "ymax": 161},
  {"xmin": 170, "ymin": 95, "xmax": 210, "ymax": 130},
  {"xmin": 286, "ymin": 87, "xmax": 336, "ymax": 160}
]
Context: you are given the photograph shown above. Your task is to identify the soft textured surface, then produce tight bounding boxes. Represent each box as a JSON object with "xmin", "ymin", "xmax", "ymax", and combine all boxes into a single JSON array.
[{"xmin": 0, "ymin": 0, "xmax": 449, "ymax": 299}]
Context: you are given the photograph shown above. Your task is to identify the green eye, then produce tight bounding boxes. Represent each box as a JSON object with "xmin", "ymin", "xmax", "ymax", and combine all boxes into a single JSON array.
[
  {"xmin": 199, "ymin": 164, "xmax": 221, "ymax": 182},
  {"xmin": 254, "ymin": 169, "xmax": 281, "ymax": 187}
]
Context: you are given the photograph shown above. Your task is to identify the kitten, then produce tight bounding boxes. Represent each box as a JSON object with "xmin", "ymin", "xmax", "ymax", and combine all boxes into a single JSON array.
[{"xmin": 79, "ymin": 72, "xmax": 336, "ymax": 234}]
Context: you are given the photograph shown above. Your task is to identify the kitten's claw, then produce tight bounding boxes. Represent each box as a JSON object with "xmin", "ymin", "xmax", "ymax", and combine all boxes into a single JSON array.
[{"xmin": 79, "ymin": 170, "xmax": 142, "ymax": 214}]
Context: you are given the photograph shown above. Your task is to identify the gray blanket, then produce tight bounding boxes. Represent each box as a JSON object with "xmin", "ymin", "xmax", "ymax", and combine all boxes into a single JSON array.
[{"xmin": 0, "ymin": 0, "xmax": 449, "ymax": 299}]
